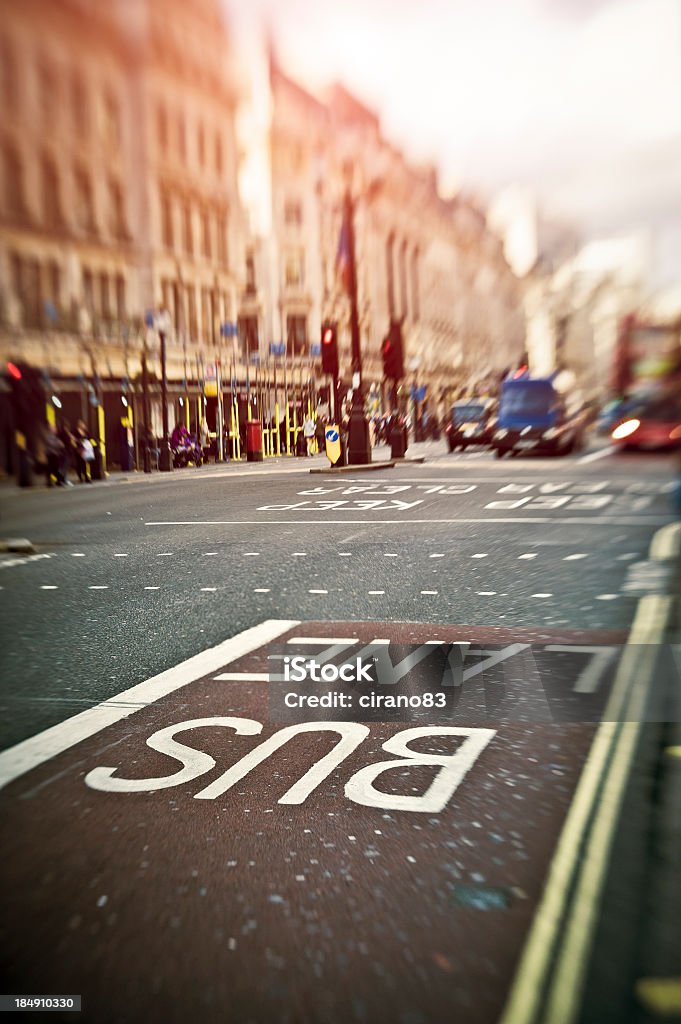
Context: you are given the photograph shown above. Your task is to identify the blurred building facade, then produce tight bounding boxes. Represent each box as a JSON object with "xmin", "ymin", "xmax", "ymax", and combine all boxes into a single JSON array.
[
  {"xmin": 0, "ymin": 0, "xmax": 244, "ymax": 465},
  {"xmin": 0, "ymin": 5, "xmax": 525, "ymax": 473},
  {"xmin": 254, "ymin": 56, "xmax": 525, "ymax": 418}
]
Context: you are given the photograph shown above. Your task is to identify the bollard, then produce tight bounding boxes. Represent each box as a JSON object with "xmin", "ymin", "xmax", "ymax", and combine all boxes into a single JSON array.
[
  {"xmin": 246, "ymin": 420, "xmax": 264, "ymax": 462},
  {"xmin": 390, "ymin": 422, "xmax": 408, "ymax": 460}
]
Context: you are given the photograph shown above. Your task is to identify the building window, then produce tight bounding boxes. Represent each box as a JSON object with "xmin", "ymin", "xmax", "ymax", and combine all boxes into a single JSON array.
[
  {"xmin": 284, "ymin": 199, "xmax": 302, "ymax": 227},
  {"xmin": 4, "ymin": 143, "xmax": 25, "ymax": 218},
  {"xmin": 197, "ymin": 122, "xmax": 205, "ymax": 167},
  {"xmin": 411, "ymin": 247, "xmax": 419, "ymax": 322},
  {"xmin": 157, "ymin": 102, "xmax": 168, "ymax": 153},
  {"xmin": 39, "ymin": 58, "xmax": 58, "ymax": 124},
  {"xmin": 42, "ymin": 154, "xmax": 63, "ymax": 229},
  {"xmin": 47, "ymin": 261, "xmax": 60, "ymax": 307},
  {"xmin": 200, "ymin": 207, "xmax": 210, "ymax": 258},
  {"xmin": 215, "ymin": 133, "xmax": 223, "ymax": 174},
  {"xmin": 286, "ymin": 314, "xmax": 307, "ymax": 356},
  {"xmin": 103, "ymin": 88, "xmax": 120, "ymax": 148},
  {"xmin": 187, "ymin": 285, "xmax": 197, "ymax": 338},
  {"xmin": 109, "ymin": 179, "xmax": 126, "ymax": 239},
  {"xmin": 216, "ymin": 210, "xmax": 228, "ymax": 266},
  {"xmin": 100, "ymin": 273, "xmax": 110, "ymax": 318},
  {"xmin": 245, "ymin": 251, "xmax": 256, "ymax": 294},
  {"xmin": 160, "ymin": 190, "xmax": 173, "ymax": 249},
  {"xmin": 83, "ymin": 268, "xmax": 94, "ymax": 310},
  {"xmin": 115, "ymin": 274, "xmax": 126, "ymax": 319},
  {"xmin": 177, "ymin": 112, "xmax": 187, "ymax": 162},
  {"xmin": 238, "ymin": 315, "xmax": 259, "ymax": 358},
  {"xmin": 284, "ymin": 249, "xmax": 304, "ymax": 288},
  {"xmin": 399, "ymin": 240, "xmax": 409, "ymax": 320},
  {"xmin": 74, "ymin": 166, "xmax": 95, "ymax": 233},
  {"xmin": 182, "ymin": 201, "xmax": 193, "ymax": 255},
  {"xmin": 71, "ymin": 71, "xmax": 88, "ymax": 137},
  {"xmin": 1, "ymin": 36, "xmax": 18, "ymax": 109},
  {"xmin": 385, "ymin": 234, "xmax": 395, "ymax": 318},
  {"xmin": 201, "ymin": 287, "xmax": 215, "ymax": 343}
]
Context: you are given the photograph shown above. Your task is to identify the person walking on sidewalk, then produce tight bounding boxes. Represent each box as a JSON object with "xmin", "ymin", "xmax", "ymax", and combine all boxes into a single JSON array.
[
  {"xmin": 303, "ymin": 414, "xmax": 316, "ymax": 456},
  {"xmin": 74, "ymin": 420, "xmax": 94, "ymax": 483}
]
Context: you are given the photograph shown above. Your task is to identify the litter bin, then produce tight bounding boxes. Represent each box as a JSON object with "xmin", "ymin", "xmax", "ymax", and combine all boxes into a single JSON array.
[
  {"xmin": 90, "ymin": 442, "xmax": 104, "ymax": 480},
  {"xmin": 389, "ymin": 422, "xmax": 408, "ymax": 460},
  {"xmin": 246, "ymin": 420, "xmax": 264, "ymax": 462},
  {"xmin": 296, "ymin": 430, "xmax": 307, "ymax": 457}
]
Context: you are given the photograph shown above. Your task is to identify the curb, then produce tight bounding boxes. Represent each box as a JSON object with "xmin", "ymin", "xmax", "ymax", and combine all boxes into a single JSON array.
[{"xmin": 310, "ymin": 462, "xmax": 396, "ymax": 475}]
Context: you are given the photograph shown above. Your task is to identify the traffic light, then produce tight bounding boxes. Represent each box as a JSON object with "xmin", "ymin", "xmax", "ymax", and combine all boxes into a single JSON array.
[
  {"xmin": 321, "ymin": 322, "xmax": 338, "ymax": 378},
  {"xmin": 381, "ymin": 320, "xmax": 404, "ymax": 380},
  {"xmin": 6, "ymin": 361, "xmax": 45, "ymax": 436}
]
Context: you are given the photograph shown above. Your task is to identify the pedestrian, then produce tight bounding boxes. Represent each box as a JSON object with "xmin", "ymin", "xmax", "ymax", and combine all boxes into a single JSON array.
[
  {"xmin": 43, "ymin": 424, "xmax": 66, "ymax": 487},
  {"xmin": 303, "ymin": 413, "xmax": 316, "ymax": 456},
  {"xmin": 74, "ymin": 419, "xmax": 94, "ymax": 483},
  {"xmin": 57, "ymin": 418, "xmax": 76, "ymax": 485}
]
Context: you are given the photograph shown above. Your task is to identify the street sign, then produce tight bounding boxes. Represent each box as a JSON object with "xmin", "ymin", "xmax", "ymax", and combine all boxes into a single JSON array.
[{"xmin": 325, "ymin": 424, "xmax": 341, "ymax": 465}]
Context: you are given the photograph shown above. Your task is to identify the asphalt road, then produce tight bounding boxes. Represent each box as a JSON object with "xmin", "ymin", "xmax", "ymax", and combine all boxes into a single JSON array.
[{"xmin": 0, "ymin": 441, "xmax": 677, "ymax": 1023}]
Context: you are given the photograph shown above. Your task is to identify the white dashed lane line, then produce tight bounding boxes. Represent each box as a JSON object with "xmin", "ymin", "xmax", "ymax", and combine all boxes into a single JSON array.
[
  {"xmin": 518, "ymin": 553, "xmax": 537, "ymax": 560},
  {"xmin": 144, "ymin": 586, "xmax": 160, "ymax": 590},
  {"xmin": 421, "ymin": 590, "xmax": 438, "ymax": 595},
  {"xmin": 309, "ymin": 589, "xmax": 328, "ymax": 594},
  {"xmin": 254, "ymin": 588, "xmax": 270, "ymax": 593},
  {"xmin": 71, "ymin": 553, "xmax": 85, "ymax": 558},
  {"xmin": 114, "ymin": 553, "xmax": 128, "ymax": 558},
  {"xmin": 471, "ymin": 553, "xmax": 488, "ymax": 559},
  {"xmin": 156, "ymin": 552, "xmax": 173, "ymax": 557},
  {"xmin": 88, "ymin": 586, "xmax": 109, "ymax": 590},
  {"xmin": 368, "ymin": 590, "xmax": 385, "ymax": 595},
  {"xmin": 476, "ymin": 591, "xmax": 497, "ymax": 596},
  {"xmin": 200, "ymin": 587, "xmax": 217, "ymax": 592},
  {"xmin": 563, "ymin": 553, "xmax": 588, "ymax": 561},
  {"xmin": 532, "ymin": 593, "xmax": 553, "ymax": 598},
  {"xmin": 40, "ymin": 585, "xmax": 58, "ymax": 590},
  {"xmin": 596, "ymin": 594, "xmax": 619, "ymax": 601}
]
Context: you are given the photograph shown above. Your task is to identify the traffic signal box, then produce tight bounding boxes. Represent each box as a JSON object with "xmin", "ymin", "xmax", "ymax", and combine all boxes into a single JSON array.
[
  {"xmin": 382, "ymin": 320, "xmax": 404, "ymax": 381},
  {"xmin": 321, "ymin": 322, "xmax": 339, "ymax": 378},
  {"xmin": 6, "ymin": 362, "xmax": 45, "ymax": 439}
]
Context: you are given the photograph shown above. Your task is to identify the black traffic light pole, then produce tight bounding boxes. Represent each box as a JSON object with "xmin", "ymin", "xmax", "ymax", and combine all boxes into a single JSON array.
[
  {"xmin": 345, "ymin": 190, "xmax": 372, "ymax": 465},
  {"xmin": 158, "ymin": 327, "xmax": 172, "ymax": 472}
]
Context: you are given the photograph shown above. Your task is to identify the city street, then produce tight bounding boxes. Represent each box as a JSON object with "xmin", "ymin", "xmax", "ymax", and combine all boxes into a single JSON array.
[{"xmin": 0, "ymin": 442, "xmax": 679, "ymax": 1023}]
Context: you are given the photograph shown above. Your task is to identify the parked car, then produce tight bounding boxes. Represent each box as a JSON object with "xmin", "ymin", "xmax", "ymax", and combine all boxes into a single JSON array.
[{"xmin": 445, "ymin": 398, "xmax": 496, "ymax": 452}]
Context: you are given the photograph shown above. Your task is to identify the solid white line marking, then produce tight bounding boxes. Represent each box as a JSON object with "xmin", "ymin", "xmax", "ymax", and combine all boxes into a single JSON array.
[
  {"xmin": 89, "ymin": 586, "xmax": 109, "ymax": 590},
  {"xmin": 518, "ymin": 553, "xmax": 537, "ymax": 560},
  {"xmin": 421, "ymin": 590, "xmax": 438, "ymax": 595},
  {"xmin": 368, "ymin": 590, "xmax": 385, "ymax": 595},
  {"xmin": 40, "ymin": 585, "xmax": 58, "ymax": 590},
  {"xmin": 564, "ymin": 553, "xmax": 588, "ymax": 561},
  {"xmin": 0, "ymin": 619, "xmax": 299, "ymax": 791},
  {"xmin": 213, "ymin": 672, "xmax": 270, "ymax": 682},
  {"xmin": 532, "ymin": 593, "xmax": 553, "ymax": 598},
  {"xmin": 146, "ymin": 516, "xmax": 674, "ymax": 527},
  {"xmin": 309, "ymin": 589, "xmax": 328, "ymax": 594},
  {"xmin": 596, "ymin": 594, "xmax": 619, "ymax": 601},
  {"xmin": 200, "ymin": 587, "xmax": 217, "ymax": 592},
  {"xmin": 578, "ymin": 446, "xmax": 615, "ymax": 464},
  {"xmin": 254, "ymin": 588, "xmax": 270, "ymax": 593},
  {"xmin": 287, "ymin": 637, "xmax": 357, "ymax": 645}
]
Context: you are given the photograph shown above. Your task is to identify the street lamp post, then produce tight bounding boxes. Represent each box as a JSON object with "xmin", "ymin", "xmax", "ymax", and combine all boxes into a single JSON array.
[
  {"xmin": 345, "ymin": 189, "xmax": 372, "ymax": 465},
  {"xmin": 157, "ymin": 311, "xmax": 173, "ymax": 472}
]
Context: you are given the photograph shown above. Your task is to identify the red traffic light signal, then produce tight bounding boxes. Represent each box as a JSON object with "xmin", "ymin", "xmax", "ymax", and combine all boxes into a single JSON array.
[
  {"xmin": 321, "ymin": 322, "xmax": 338, "ymax": 377},
  {"xmin": 7, "ymin": 362, "xmax": 22, "ymax": 380}
]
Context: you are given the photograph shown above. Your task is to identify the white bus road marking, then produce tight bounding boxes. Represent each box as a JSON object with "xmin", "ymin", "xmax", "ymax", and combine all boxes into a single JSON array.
[
  {"xmin": 145, "ymin": 516, "xmax": 675, "ymax": 527},
  {"xmin": 0, "ymin": 619, "xmax": 300, "ymax": 791}
]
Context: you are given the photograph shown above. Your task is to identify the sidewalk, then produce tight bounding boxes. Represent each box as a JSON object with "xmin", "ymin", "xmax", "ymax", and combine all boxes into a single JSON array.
[{"xmin": 0, "ymin": 440, "xmax": 446, "ymax": 492}]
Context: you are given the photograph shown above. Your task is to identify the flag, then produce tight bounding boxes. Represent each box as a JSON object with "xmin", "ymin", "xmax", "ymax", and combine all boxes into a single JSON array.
[{"xmin": 336, "ymin": 211, "xmax": 351, "ymax": 295}]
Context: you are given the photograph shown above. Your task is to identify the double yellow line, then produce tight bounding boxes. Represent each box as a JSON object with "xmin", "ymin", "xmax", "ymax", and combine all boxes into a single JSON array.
[{"xmin": 499, "ymin": 521, "xmax": 681, "ymax": 1024}]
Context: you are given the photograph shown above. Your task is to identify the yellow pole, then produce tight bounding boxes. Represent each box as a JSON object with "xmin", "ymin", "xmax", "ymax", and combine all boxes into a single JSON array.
[
  {"xmin": 46, "ymin": 402, "xmax": 56, "ymax": 429},
  {"xmin": 97, "ymin": 404, "xmax": 107, "ymax": 474},
  {"xmin": 184, "ymin": 397, "xmax": 190, "ymax": 430},
  {"xmin": 275, "ymin": 401, "xmax": 281, "ymax": 456}
]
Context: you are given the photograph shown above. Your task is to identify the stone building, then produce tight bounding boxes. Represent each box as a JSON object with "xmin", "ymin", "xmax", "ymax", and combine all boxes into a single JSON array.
[{"xmin": 0, "ymin": 0, "xmax": 244, "ymax": 469}]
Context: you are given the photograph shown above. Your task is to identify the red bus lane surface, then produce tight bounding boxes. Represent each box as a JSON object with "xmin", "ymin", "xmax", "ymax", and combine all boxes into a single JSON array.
[{"xmin": 0, "ymin": 620, "xmax": 626, "ymax": 1024}]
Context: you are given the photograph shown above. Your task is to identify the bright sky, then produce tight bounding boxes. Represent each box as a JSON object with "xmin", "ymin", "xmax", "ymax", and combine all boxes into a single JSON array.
[{"xmin": 225, "ymin": 0, "xmax": 681, "ymax": 272}]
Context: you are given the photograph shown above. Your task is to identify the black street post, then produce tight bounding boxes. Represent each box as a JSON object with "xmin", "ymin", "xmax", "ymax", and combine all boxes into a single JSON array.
[
  {"xmin": 141, "ymin": 347, "xmax": 152, "ymax": 473},
  {"xmin": 158, "ymin": 325, "xmax": 173, "ymax": 471},
  {"xmin": 345, "ymin": 189, "xmax": 372, "ymax": 465}
]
